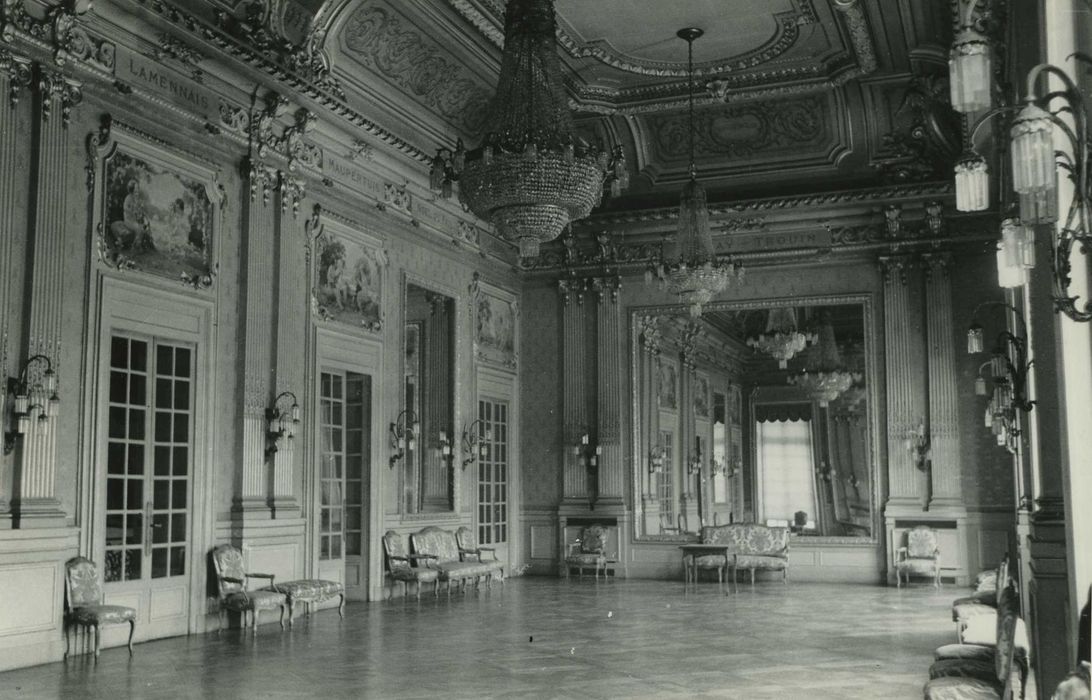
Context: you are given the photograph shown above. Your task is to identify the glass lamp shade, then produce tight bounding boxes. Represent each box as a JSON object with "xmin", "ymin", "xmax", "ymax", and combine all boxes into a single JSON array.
[
  {"xmin": 1010, "ymin": 104, "xmax": 1057, "ymax": 195},
  {"xmin": 949, "ymin": 28, "xmax": 992, "ymax": 113},
  {"xmin": 14, "ymin": 393, "xmax": 29, "ymax": 415},
  {"xmin": 47, "ymin": 395, "xmax": 60, "ymax": 417},
  {"xmin": 967, "ymin": 324, "xmax": 984, "ymax": 354},
  {"xmin": 975, "ymin": 376, "xmax": 988, "ymax": 396},
  {"xmin": 17, "ymin": 414, "xmax": 30, "ymax": 433},
  {"xmin": 996, "ymin": 237, "xmax": 1028, "ymax": 288},
  {"xmin": 44, "ymin": 369, "xmax": 57, "ymax": 393},
  {"xmin": 954, "ymin": 153, "xmax": 989, "ymax": 212},
  {"xmin": 1019, "ymin": 184, "xmax": 1058, "ymax": 225}
]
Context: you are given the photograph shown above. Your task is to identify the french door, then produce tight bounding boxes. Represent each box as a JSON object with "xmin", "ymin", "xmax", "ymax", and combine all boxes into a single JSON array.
[
  {"xmin": 476, "ymin": 398, "xmax": 509, "ymax": 562},
  {"xmin": 657, "ymin": 429, "xmax": 676, "ymax": 532},
  {"xmin": 317, "ymin": 369, "xmax": 371, "ymax": 601},
  {"xmin": 100, "ymin": 333, "xmax": 193, "ymax": 641}
]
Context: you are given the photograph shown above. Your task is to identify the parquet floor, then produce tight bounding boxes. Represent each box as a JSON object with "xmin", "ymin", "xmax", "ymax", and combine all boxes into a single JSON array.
[{"xmin": 2, "ymin": 577, "xmax": 959, "ymax": 699}]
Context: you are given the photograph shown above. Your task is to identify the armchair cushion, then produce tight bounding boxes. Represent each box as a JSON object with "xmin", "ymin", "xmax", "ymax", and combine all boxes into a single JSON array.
[
  {"xmin": 735, "ymin": 554, "xmax": 788, "ymax": 571},
  {"xmin": 922, "ymin": 675, "xmax": 1002, "ymax": 700},
  {"xmin": 411, "ymin": 527, "xmax": 495, "ymax": 582},
  {"xmin": 220, "ymin": 589, "xmax": 287, "ymax": 613},
  {"xmin": 70, "ymin": 604, "xmax": 136, "ymax": 625},
  {"xmin": 693, "ymin": 554, "xmax": 728, "ymax": 569},
  {"xmin": 268, "ymin": 579, "xmax": 344, "ymax": 605}
]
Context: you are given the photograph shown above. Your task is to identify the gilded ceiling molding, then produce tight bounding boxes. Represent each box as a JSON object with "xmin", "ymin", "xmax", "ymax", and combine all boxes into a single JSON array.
[{"xmin": 338, "ymin": 2, "xmax": 491, "ymax": 133}]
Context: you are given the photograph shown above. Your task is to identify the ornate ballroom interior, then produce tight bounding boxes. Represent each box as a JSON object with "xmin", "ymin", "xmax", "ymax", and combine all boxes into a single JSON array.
[{"xmin": 0, "ymin": 0, "xmax": 1090, "ymax": 697}]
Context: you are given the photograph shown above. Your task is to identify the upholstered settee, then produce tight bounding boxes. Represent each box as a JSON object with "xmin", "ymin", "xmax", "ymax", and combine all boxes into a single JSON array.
[
  {"xmin": 410, "ymin": 526, "xmax": 498, "ymax": 592},
  {"xmin": 689, "ymin": 523, "xmax": 790, "ymax": 586}
]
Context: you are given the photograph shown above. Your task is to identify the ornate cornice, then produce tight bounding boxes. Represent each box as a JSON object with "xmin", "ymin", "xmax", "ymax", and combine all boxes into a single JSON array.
[{"xmin": 37, "ymin": 67, "xmax": 81, "ymax": 125}]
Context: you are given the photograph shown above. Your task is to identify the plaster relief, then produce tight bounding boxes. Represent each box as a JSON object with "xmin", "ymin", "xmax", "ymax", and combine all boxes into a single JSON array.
[{"xmin": 339, "ymin": 2, "xmax": 491, "ymax": 133}]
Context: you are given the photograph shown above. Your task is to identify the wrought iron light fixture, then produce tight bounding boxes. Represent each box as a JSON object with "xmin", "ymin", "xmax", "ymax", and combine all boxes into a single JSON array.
[
  {"xmin": 950, "ymin": 0, "xmax": 1092, "ymax": 321},
  {"xmin": 648, "ymin": 443, "xmax": 666, "ymax": 475},
  {"xmin": 461, "ymin": 419, "xmax": 492, "ymax": 470},
  {"xmin": 388, "ymin": 409, "xmax": 419, "ymax": 469},
  {"xmin": 4, "ymin": 355, "xmax": 60, "ymax": 455},
  {"xmin": 428, "ymin": 0, "xmax": 620, "ymax": 259},
  {"xmin": 438, "ymin": 430, "xmax": 454, "ymax": 470},
  {"xmin": 747, "ymin": 307, "xmax": 817, "ymax": 368},
  {"xmin": 646, "ymin": 28, "xmax": 743, "ymax": 318},
  {"xmin": 265, "ymin": 391, "xmax": 301, "ymax": 457},
  {"xmin": 966, "ymin": 301, "xmax": 1034, "ymax": 453},
  {"xmin": 904, "ymin": 419, "xmax": 931, "ymax": 471},
  {"xmin": 687, "ymin": 436, "xmax": 702, "ymax": 477},
  {"xmin": 788, "ymin": 317, "xmax": 860, "ymax": 407}
]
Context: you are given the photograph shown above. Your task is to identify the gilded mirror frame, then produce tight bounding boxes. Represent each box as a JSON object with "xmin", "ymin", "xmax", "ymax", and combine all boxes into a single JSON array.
[
  {"xmin": 399, "ymin": 271, "xmax": 463, "ymax": 521},
  {"xmin": 629, "ymin": 294, "xmax": 881, "ymax": 545}
]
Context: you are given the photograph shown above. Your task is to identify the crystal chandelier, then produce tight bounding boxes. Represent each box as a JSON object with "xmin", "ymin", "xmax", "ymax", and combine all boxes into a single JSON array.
[
  {"xmin": 646, "ymin": 28, "xmax": 743, "ymax": 318},
  {"xmin": 788, "ymin": 317, "xmax": 860, "ymax": 407},
  {"xmin": 747, "ymin": 307, "xmax": 816, "ymax": 369},
  {"xmin": 428, "ymin": 0, "xmax": 622, "ymax": 259},
  {"xmin": 949, "ymin": 0, "xmax": 1092, "ymax": 322}
]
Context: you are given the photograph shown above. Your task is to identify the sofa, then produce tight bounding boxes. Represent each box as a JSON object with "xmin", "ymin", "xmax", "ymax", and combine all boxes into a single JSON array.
[
  {"xmin": 410, "ymin": 526, "xmax": 499, "ymax": 592},
  {"xmin": 690, "ymin": 523, "xmax": 790, "ymax": 587}
]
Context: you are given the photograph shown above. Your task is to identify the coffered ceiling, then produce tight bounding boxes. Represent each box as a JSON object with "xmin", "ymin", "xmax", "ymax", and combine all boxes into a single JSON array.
[{"xmin": 212, "ymin": 0, "xmax": 962, "ymax": 230}]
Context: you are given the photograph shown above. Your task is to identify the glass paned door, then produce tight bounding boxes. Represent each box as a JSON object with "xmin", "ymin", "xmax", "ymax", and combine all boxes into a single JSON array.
[
  {"xmin": 657, "ymin": 430, "xmax": 675, "ymax": 532},
  {"xmin": 104, "ymin": 335, "xmax": 192, "ymax": 583},
  {"xmin": 318, "ymin": 369, "xmax": 371, "ymax": 600},
  {"xmin": 477, "ymin": 399, "xmax": 508, "ymax": 546}
]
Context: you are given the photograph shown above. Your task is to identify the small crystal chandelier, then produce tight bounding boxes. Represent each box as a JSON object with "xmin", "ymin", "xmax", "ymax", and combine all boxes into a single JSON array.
[
  {"xmin": 747, "ymin": 307, "xmax": 816, "ymax": 369},
  {"xmin": 427, "ymin": 0, "xmax": 624, "ymax": 259},
  {"xmin": 788, "ymin": 317, "xmax": 860, "ymax": 407},
  {"xmin": 646, "ymin": 28, "xmax": 743, "ymax": 318}
]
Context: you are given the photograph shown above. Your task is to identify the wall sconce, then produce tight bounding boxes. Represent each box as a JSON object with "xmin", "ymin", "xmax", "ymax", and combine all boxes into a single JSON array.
[
  {"xmin": 265, "ymin": 391, "xmax": 301, "ymax": 458},
  {"xmin": 574, "ymin": 431, "xmax": 601, "ymax": 469},
  {"xmin": 904, "ymin": 419, "xmax": 931, "ymax": 472},
  {"xmin": 950, "ymin": 4, "xmax": 1092, "ymax": 322},
  {"xmin": 461, "ymin": 419, "xmax": 492, "ymax": 470},
  {"xmin": 967, "ymin": 301, "xmax": 1034, "ymax": 453},
  {"xmin": 4, "ymin": 355, "xmax": 60, "ymax": 455},
  {"xmin": 438, "ymin": 430, "xmax": 454, "ymax": 469},
  {"xmin": 687, "ymin": 437, "xmax": 703, "ymax": 476},
  {"xmin": 648, "ymin": 444, "xmax": 666, "ymax": 474},
  {"xmin": 389, "ymin": 409, "xmax": 419, "ymax": 469}
]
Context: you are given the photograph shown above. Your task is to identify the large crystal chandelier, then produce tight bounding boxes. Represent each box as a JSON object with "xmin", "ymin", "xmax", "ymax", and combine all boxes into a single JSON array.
[
  {"xmin": 647, "ymin": 28, "xmax": 743, "ymax": 318},
  {"xmin": 430, "ymin": 0, "xmax": 611, "ymax": 259},
  {"xmin": 747, "ymin": 307, "xmax": 816, "ymax": 369},
  {"xmin": 788, "ymin": 317, "xmax": 860, "ymax": 407}
]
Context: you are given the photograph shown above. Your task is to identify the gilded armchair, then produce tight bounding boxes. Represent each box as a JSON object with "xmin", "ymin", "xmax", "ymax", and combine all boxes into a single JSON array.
[
  {"xmin": 64, "ymin": 556, "xmax": 136, "ymax": 658},
  {"xmin": 895, "ymin": 525, "xmax": 941, "ymax": 588},
  {"xmin": 382, "ymin": 530, "xmax": 440, "ymax": 599},
  {"xmin": 210, "ymin": 545, "xmax": 286, "ymax": 631},
  {"xmin": 564, "ymin": 524, "xmax": 615, "ymax": 580},
  {"xmin": 455, "ymin": 526, "xmax": 505, "ymax": 584}
]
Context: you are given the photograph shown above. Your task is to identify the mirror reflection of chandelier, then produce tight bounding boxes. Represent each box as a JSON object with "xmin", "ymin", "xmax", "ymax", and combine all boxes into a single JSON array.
[
  {"xmin": 436, "ymin": 0, "xmax": 612, "ymax": 259},
  {"xmin": 747, "ymin": 307, "xmax": 816, "ymax": 369},
  {"xmin": 788, "ymin": 317, "xmax": 861, "ymax": 407},
  {"xmin": 646, "ymin": 28, "xmax": 743, "ymax": 318}
]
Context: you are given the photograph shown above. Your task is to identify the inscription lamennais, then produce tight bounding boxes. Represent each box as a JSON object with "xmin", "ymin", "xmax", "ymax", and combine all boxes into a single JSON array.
[{"xmin": 115, "ymin": 46, "xmax": 216, "ymax": 118}]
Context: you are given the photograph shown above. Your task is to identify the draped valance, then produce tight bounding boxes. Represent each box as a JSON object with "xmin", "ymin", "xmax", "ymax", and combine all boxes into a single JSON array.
[{"xmin": 754, "ymin": 402, "xmax": 813, "ymax": 423}]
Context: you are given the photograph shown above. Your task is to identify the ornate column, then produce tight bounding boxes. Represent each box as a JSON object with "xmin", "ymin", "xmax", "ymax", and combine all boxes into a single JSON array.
[
  {"xmin": 591, "ymin": 277, "xmax": 622, "ymax": 504},
  {"xmin": 880, "ymin": 255, "xmax": 926, "ymax": 510},
  {"xmin": 924, "ymin": 253, "xmax": 964, "ymax": 509},
  {"xmin": 269, "ymin": 184, "xmax": 307, "ymax": 513},
  {"xmin": 236, "ymin": 161, "xmax": 278, "ymax": 516},
  {"xmin": 0, "ymin": 51, "xmax": 32, "ymax": 521},
  {"xmin": 560, "ymin": 278, "xmax": 587, "ymax": 503},
  {"xmin": 11, "ymin": 68, "xmax": 80, "ymax": 526}
]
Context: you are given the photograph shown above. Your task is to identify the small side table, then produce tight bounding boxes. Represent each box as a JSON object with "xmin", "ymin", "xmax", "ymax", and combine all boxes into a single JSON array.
[{"xmin": 677, "ymin": 544, "xmax": 733, "ymax": 585}]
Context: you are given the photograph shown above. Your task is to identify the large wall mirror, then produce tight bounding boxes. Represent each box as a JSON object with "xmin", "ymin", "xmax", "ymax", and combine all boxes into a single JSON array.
[
  {"xmin": 631, "ymin": 297, "xmax": 877, "ymax": 541},
  {"xmin": 403, "ymin": 281, "xmax": 456, "ymax": 514}
]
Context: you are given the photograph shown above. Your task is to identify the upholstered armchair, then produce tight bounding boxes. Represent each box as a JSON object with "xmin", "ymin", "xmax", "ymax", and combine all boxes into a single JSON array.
[
  {"xmin": 895, "ymin": 525, "xmax": 941, "ymax": 588},
  {"xmin": 951, "ymin": 558, "xmax": 1008, "ymax": 637},
  {"xmin": 564, "ymin": 524, "xmax": 615, "ymax": 580},
  {"xmin": 382, "ymin": 530, "xmax": 440, "ymax": 599},
  {"xmin": 64, "ymin": 557, "xmax": 136, "ymax": 658},
  {"xmin": 210, "ymin": 545, "xmax": 286, "ymax": 631},
  {"xmin": 455, "ymin": 526, "xmax": 504, "ymax": 584}
]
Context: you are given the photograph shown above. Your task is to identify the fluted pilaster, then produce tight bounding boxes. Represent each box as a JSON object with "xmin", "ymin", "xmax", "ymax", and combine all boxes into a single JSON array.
[
  {"xmin": 592, "ymin": 277, "xmax": 622, "ymax": 501},
  {"xmin": 560, "ymin": 279, "xmax": 587, "ymax": 501},
  {"xmin": 881, "ymin": 256, "xmax": 925, "ymax": 506},
  {"xmin": 924, "ymin": 254, "xmax": 963, "ymax": 507},
  {"xmin": 237, "ymin": 162, "xmax": 278, "ymax": 512}
]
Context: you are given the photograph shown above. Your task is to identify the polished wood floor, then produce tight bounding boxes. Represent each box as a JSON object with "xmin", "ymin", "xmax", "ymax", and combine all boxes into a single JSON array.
[{"xmin": 4, "ymin": 577, "xmax": 959, "ymax": 699}]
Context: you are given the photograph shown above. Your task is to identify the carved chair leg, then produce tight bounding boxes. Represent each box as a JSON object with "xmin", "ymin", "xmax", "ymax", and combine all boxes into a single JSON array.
[
  {"xmin": 750, "ymin": 569, "xmax": 755, "ymax": 586},
  {"xmin": 415, "ymin": 581, "xmax": 421, "ymax": 600},
  {"xmin": 287, "ymin": 600, "xmax": 295, "ymax": 628},
  {"xmin": 782, "ymin": 568, "xmax": 787, "ymax": 585},
  {"xmin": 93, "ymin": 623, "xmax": 101, "ymax": 658},
  {"xmin": 338, "ymin": 593, "xmax": 345, "ymax": 618},
  {"xmin": 63, "ymin": 620, "xmax": 69, "ymax": 658},
  {"xmin": 127, "ymin": 619, "xmax": 135, "ymax": 655},
  {"xmin": 279, "ymin": 605, "xmax": 285, "ymax": 630},
  {"xmin": 253, "ymin": 609, "xmax": 260, "ymax": 633}
]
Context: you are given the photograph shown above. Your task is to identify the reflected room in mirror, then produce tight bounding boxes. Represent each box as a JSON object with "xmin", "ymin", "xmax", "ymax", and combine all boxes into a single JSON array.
[
  {"xmin": 632, "ymin": 298, "xmax": 876, "ymax": 541},
  {"xmin": 403, "ymin": 282, "xmax": 456, "ymax": 514}
]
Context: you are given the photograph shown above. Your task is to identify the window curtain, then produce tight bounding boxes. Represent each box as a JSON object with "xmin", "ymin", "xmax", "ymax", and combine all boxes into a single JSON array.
[{"xmin": 757, "ymin": 419, "xmax": 818, "ymax": 524}]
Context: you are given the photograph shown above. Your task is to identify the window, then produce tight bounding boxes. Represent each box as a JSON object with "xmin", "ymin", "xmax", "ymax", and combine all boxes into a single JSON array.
[
  {"xmin": 477, "ymin": 399, "xmax": 508, "ymax": 545},
  {"xmin": 757, "ymin": 419, "xmax": 817, "ymax": 523},
  {"xmin": 657, "ymin": 430, "xmax": 674, "ymax": 526}
]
